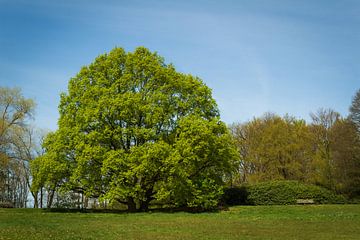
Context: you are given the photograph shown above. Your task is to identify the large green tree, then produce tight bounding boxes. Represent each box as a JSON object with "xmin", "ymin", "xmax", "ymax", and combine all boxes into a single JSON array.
[{"xmin": 32, "ymin": 47, "xmax": 238, "ymax": 211}]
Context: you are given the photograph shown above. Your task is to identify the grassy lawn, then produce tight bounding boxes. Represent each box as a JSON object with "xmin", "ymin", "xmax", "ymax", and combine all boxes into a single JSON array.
[{"xmin": 0, "ymin": 205, "xmax": 359, "ymax": 240}]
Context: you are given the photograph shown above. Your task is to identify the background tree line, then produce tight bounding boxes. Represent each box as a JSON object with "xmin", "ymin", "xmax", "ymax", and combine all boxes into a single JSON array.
[
  {"xmin": 0, "ymin": 87, "xmax": 46, "ymax": 208},
  {"xmin": 230, "ymin": 100, "xmax": 360, "ymax": 198}
]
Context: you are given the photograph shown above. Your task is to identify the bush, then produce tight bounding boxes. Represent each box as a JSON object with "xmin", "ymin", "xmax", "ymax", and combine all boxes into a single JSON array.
[
  {"xmin": 222, "ymin": 181, "xmax": 347, "ymax": 206},
  {"xmin": 248, "ymin": 181, "xmax": 346, "ymax": 205}
]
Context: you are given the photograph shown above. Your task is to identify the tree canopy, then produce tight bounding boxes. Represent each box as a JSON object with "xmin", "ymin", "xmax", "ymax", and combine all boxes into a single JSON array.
[{"xmin": 31, "ymin": 47, "xmax": 238, "ymax": 211}]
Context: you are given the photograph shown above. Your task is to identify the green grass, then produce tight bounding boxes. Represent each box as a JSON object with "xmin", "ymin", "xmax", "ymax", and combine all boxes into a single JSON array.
[{"xmin": 0, "ymin": 205, "xmax": 359, "ymax": 239}]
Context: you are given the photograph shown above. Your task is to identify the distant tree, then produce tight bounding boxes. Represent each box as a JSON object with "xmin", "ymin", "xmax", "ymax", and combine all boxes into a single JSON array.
[
  {"xmin": 329, "ymin": 119, "xmax": 360, "ymax": 197},
  {"xmin": 33, "ymin": 47, "xmax": 238, "ymax": 211},
  {"xmin": 349, "ymin": 89, "xmax": 360, "ymax": 132},
  {"xmin": 10, "ymin": 126, "xmax": 46, "ymax": 208},
  {"xmin": 0, "ymin": 87, "xmax": 35, "ymax": 207},
  {"xmin": 310, "ymin": 108, "xmax": 340, "ymax": 130},
  {"xmin": 0, "ymin": 87, "xmax": 35, "ymax": 145},
  {"xmin": 310, "ymin": 108, "xmax": 340, "ymax": 190},
  {"xmin": 230, "ymin": 102, "xmax": 360, "ymax": 198},
  {"xmin": 229, "ymin": 122, "xmax": 254, "ymax": 184},
  {"xmin": 231, "ymin": 113, "xmax": 314, "ymax": 184}
]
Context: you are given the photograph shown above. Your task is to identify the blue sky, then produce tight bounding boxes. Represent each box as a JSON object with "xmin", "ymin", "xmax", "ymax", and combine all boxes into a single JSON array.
[{"xmin": 1, "ymin": 0, "xmax": 359, "ymax": 130}]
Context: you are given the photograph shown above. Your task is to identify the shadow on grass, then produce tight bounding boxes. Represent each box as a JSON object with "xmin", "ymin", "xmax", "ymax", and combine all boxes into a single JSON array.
[{"xmin": 44, "ymin": 206, "xmax": 227, "ymax": 214}]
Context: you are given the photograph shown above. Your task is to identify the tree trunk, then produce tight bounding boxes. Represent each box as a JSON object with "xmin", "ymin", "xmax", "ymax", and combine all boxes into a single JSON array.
[
  {"xmin": 40, "ymin": 187, "xmax": 43, "ymax": 208},
  {"xmin": 81, "ymin": 193, "xmax": 84, "ymax": 210},
  {"xmin": 140, "ymin": 200, "xmax": 150, "ymax": 212},
  {"xmin": 47, "ymin": 189, "xmax": 55, "ymax": 208},
  {"xmin": 127, "ymin": 197, "xmax": 137, "ymax": 212},
  {"xmin": 140, "ymin": 188, "xmax": 154, "ymax": 212},
  {"xmin": 33, "ymin": 192, "xmax": 39, "ymax": 208}
]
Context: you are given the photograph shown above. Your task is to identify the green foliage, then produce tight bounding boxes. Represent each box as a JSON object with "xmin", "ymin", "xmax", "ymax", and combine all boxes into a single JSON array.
[
  {"xmin": 247, "ymin": 181, "xmax": 346, "ymax": 205},
  {"xmin": 159, "ymin": 116, "xmax": 239, "ymax": 210},
  {"xmin": 31, "ymin": 131, "xmax": 71, "ymax": 192},
  {"xmin": 33, "ymin": 47, "xmax": 238, "ymax": 211},
  {"xmin": 329, "ymin": 119, "xmax": 360, "ymax": 197},
  {"xmin": 231, "ymin": 113, "xmax": 314, "ymax": 184}
]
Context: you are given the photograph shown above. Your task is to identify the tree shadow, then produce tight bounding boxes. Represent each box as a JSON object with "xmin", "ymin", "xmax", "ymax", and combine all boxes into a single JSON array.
[{"xmin": 43, "ymin": 206, "xmax": 224, "ymax": 214}]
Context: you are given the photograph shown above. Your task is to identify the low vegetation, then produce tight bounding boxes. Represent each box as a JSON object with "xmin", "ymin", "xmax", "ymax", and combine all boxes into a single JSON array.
[
  {"xmin": 222, "ymin": 180, "xmax": 346, "ymax": 206},
  {"xmin": 248, "ymin": 180, "xmax": 346, "ymax": 205}
]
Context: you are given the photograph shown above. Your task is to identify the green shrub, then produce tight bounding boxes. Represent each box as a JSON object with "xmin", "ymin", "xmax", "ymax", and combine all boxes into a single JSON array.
[
  {"xmin": 247, "ymin": 181, "xmax": 346, "ymax": 205},
  {"xmin": 222, "ymin": 181, "xmax": 347, "ymax": 206}
]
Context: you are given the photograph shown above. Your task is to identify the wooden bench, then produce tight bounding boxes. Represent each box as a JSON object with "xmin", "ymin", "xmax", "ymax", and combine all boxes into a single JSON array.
[{"xmin": 296, "ymin": 199, "xmax": 314, "ymax": 204}]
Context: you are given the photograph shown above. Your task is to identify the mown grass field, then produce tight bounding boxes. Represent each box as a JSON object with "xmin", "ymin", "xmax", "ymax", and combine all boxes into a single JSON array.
[{"xmin": 0, "ymin": 205, "xmax": 359, "ymax": 240}]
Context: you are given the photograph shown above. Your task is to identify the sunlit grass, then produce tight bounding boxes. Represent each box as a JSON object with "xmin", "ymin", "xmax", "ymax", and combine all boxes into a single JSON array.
[{"xmin": 0, "ymin": 205, "xmax": 359, "ymax": 239}]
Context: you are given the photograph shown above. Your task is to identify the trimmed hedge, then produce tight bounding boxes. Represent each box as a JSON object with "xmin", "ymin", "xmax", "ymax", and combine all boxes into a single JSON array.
[{"xmin": 222, "ymin": 181, "xmax": 346, "ymax": 206}]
